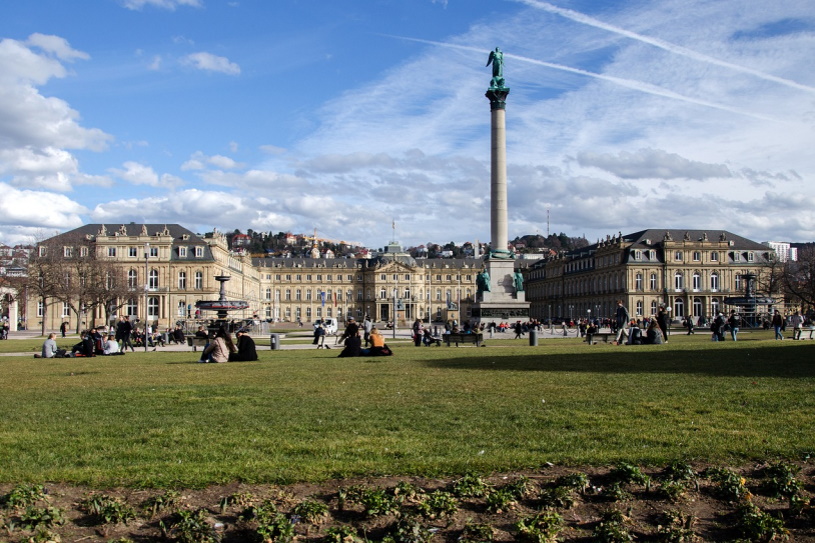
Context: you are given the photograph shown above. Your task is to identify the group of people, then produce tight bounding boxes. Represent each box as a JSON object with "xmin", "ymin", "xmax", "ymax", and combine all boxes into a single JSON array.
[
  {"xmin": 327, "ymin": 317, "xmax": 393, "ymax": 357},
  {"xmin": 197, "ymin": 327, "xmax": 258, "ymax": 363}
]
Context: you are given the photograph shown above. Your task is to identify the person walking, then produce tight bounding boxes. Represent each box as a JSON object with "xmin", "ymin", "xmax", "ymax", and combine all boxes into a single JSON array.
[
  {"xmin": 772, "ymin": 310, "xmax": 784, "ymax": 340},
  {"xmin": 656, "ymin": 306, "xmax": 670, "ymax": 343},
  {"xmin": 727, "ymin": 310, "xmax": 741, "ymax": 342},
  {"xmin": 362, "ymin": 316, "xmax": 373, "ymax": 347},
  {"xmin": 614, "ymin": 300, "xmax": 629, "ymax": 345},
  {"xmin": 790, "ymin": 310, "xmax": 804, "ymax": 340}
]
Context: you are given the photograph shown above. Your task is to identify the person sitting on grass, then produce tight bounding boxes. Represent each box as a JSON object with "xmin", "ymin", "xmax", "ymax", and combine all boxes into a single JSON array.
[
  {"xmin": 36, "ymin": 333, "xmax": 66, "ymax": 358},
  {"xmin": 71, "ymin": 331, "xmax": 95, "ymax": 357},
  {"xmin": 364, "ymin": 326, "xmax": 392, "ymax": 356},
  {"xmin": 338, "ymin": 330, "xmax": 362, "ymax": 358},
  {"xmin": 198, "ymin": 326, "xmax": 235, "ymax": 363},
  {"xmin": 229, "ymin": 329, "xmax": 258, "ymax": 361},
  {"xmin": 644, "ymin": 318, "xmax": 664, "ymax": 345}
]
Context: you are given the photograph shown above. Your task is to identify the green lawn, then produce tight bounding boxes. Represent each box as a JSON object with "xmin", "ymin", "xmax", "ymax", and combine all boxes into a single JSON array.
[{"xmin": 1, "ymin": 331, "xmax": 813, "ymax": 488}]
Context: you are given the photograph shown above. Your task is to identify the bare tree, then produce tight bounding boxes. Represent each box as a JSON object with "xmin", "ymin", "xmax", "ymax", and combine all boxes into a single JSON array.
[
  {"xmin": 784, "ymin": 245, "xmax": 815, "ymax": 311},
  {"xmin": 19, "ymin": 238, "xmax": 63, "ymax": 336}
]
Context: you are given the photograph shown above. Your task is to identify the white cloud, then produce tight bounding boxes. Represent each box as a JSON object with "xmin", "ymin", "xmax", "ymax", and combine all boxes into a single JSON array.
[
  {"xmin": 109, "ymin": 161, "xmax": 185, "ymax": 189},
  {"xmin": 576, "ymin": 148, "xmax": 733, "ymax": 180},
  {"xmin": 25, "ymin": 33, "xmax": 89, "ymax": 62},
  {"xmin": 181, "ymin": 151, "xmax": 245, "ymax": 171},
  {"xmin": 0, "ymin": 183, "xmax": 86, "ymax": 229},
  {"xmin": 181, "ymin": 52, "xmax": 241, "ymax": 75}
]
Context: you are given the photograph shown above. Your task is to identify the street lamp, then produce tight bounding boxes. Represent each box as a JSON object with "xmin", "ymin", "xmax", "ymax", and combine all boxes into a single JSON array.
[{"xmin": 144, "ymin": 242, "xmax": 149, "ymax": 352}]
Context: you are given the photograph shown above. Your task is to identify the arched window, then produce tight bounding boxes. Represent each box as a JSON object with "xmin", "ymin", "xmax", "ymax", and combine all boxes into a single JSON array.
[
  {"xmin": 379, "ymin": 287, "xmax": 387, "ymax": 299},
  {"xmin": 673, "ymin": 298, "xmax": 684, "ymax": 317},
  {"xmin": 693, "ymin": 298, "xmax": 703, "ymax": 318},
  {"xmin": 650, "ymin": 273, "xmax": 658, "ymax": 290},
  {"xmin": 674, "ymin": 271, "xmax": 684, "ymax": 291},
  {"xmin": 650, "ymin": 300, "xmax": 658, "ymax": 315},
  {"xmin": 711, "ymin": 298, "xmax": 720, "ymax": 316},
  {"xmin": 148, "ymin": 269, "xmax": 158, "ymax": 290},
  {"xmin": 635, "ymin": 273, "xmax": 643, "ymax": 291},
  {"xmin": 295, "ymin": 289, "xmax": 301, "ymax": 301},
  {"xmin": 692, "ymin": 272, "xmax": 701, "ymax": 291},
  {"xmin": 265, "ymin": 288, "xmax": 272, "ymax": 301},
  {"xmin": 128, "ymin": 269, "xmax": 138, "ymax": 288},
  {"xmin": 194, "ymin": 271, "xmax": 203, "ymax": 290},
  {"xmin": 636, "ymin": 301, "xmax": 643, "ymax": 316},
  {"xmin": 710, "ymin": 272, "xmax": 720, "ymax": 291},
  {"xmin": 178, "ymin": 271, "xmax": 187, "ymax": 290},
  {"xmin": 148, "ymin": 296, "xmax": 159, "ymax": 317}
]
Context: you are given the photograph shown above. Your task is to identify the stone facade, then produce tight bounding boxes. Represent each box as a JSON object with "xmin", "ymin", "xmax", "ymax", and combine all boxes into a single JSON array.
[{"xmin": 525, "ymin": 229, "xmax": 778, "ymax": 323}]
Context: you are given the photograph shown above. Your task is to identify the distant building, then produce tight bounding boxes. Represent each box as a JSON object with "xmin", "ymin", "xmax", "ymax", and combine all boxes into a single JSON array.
[
  {"xmin": 525, "ymin": 229, "xmax": 777, "ymax": 322},
  {"xmin": 763, "ymin": 241, "xmax": 797, "ymax": 262}
]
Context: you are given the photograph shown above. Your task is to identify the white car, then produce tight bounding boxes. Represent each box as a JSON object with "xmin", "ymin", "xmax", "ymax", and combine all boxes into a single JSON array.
[{"xmin": 315, "ymin": 318, "xmax": 338, "ymax": 335}]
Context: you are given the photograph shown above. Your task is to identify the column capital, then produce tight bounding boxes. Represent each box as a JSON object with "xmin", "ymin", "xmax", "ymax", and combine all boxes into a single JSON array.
[{"xmin": 485, "ymin": 87, "xmax": 510, "ymax": 110}]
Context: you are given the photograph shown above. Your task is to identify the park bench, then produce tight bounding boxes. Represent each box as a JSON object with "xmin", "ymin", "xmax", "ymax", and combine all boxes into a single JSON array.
[
  {"xmin": 587, "ymin": 332, "xmax": 614, "ymax": 344},
  {"xmin": 443, "ymin": 333, "xmax": 483, "ymax": 347},
  {"xmin": 186, "ymin": 336, "xmax": 208, "ymax": 351}
]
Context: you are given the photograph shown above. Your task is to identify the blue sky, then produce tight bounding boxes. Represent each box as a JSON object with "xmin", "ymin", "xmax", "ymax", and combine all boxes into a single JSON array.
[{"xmin": 1, "ymin": 0, "xmax": 814, "ymax": 249}]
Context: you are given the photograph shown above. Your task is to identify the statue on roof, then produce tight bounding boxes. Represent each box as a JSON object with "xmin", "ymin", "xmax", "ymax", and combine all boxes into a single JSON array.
[
  {"xmin": 141, "ymin": 224, "xmax": 148, "ymax": 236},
  {"xmin": 98, "ymin": 224, "xmax": 107, "ymax": 236},
  {"xmin": 684, "ymin": 231, "xmax": 691, "ymax": 241}
]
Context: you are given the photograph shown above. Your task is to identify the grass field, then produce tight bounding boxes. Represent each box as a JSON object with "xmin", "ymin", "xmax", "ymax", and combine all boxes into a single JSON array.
[{"xmin": 1, "ymin": 330, "xmax": 813, "ymax": 488}]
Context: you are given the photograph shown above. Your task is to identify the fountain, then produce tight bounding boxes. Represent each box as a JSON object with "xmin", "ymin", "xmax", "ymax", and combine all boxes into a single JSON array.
[{"xmin": 195, "ymin": 275, "xmax": 250, "ymax": 330}]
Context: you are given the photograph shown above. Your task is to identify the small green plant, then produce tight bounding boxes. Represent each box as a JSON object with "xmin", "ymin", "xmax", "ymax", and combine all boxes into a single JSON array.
[
  {"xmin": 239, "ymin": 499, "xmax": 278, "ymax": 526},
  {"xmin": 657, "ymin": 480, "xmax": 689, "ymax": 502},
  {"xmin": 393, "ymin": 482, "xmax": 425, "ymax": 503},
  {"xmin": 459, "ymin": 522, "xmax": 495, "ymax": 543},
  {"xmin": 169, "ymin": 508, "xmax": 220, "ymax": 543},
  {"xmin": 704, "ymin": 467, "xmax": 751, "ymax": 502},
  {"xmin": 503, "ymin": 476, "xmax": 536, "ymax": 499},
  {"xmin": 19, "ymin": 505, "xmax": 65, "ymax": 530},
  {"xmin": 218, "ymin": 491, "xmax": 255, "ymax": 512},
  {"xmin": 143, "ymin": 489, "xmax": 181, "ymax": 516},
  {"xmin": 656, "ymin": 510, "xmax": 696, "ymax": 542},
  {"xmin": 324, "ymin": 525, "xmax": 364, "ymax": 543},
  {"xmin": 555, "ymin": 472, "xmax": 589, "ymax": 491},
  {"xmin": 762, "ymin": 462, "xmax": 803, "ymax": 499},
  {"xmin": 25, "ymin": 527, "xmax": 63, "ymax": 543},
  {"xmin": 601, "ymin": 482, "xmax": 632, "ymax": 502},
  {"xmin": 661, "ymin": 461, "xmax": 696, "ymax": 484},
  {"xmin": 292, "ymin": 499, "xmax": 330, "ymax": 525},
  {"xmin": 386, "ymin": 516, "xmax": 432, "ymax": 543},
  {"xmin": 538, "ymin": 485, "xmax": 576, "ymax": 509},
  {"xmin": 1, "ymin": 484, "xmax": 47, "ymax": 510},
  {"xmin": 733, "ymin": 501, "xmax": 788, "ymax": 542},
  {"xmin": 593, "ymin": 509, "xmax": 633, "ymax": 543},
  {"xmin": 78, "ymin": 494, "xmax": 137, "ymax": 525},
  {"xmin": 609, "ymin": 463, "xmax": 651, "ymax": 489},
  {"xmin": 484, "ymin": 487, "xmax": 518, "ymax": 513},
  {"xmin": 416, "ymin": 490, "xmax": 458, "ymax": 519},
  {"xmin": 255, "ymin": 512, "xmax": 295, "ymax": 543},
  {"xmin": 515, "ymin": 510, "xmax": 563, "ymax": 543},
  {"xmin": 450, "ymin": 473, "xmax": 491, "ymax": 498},
  {"xmin": 351, "ymin": 487, "xmax": 401, "ymax": 517}
]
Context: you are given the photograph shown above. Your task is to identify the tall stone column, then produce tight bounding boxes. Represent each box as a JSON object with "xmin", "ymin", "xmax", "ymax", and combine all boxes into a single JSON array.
[
  {"xmin": 471, "ymin": 49, "xmax": 530, "ymax": 326},
  {"xmin": 486, "ymin": 88, "xmax": 510, "ymax": 259}
]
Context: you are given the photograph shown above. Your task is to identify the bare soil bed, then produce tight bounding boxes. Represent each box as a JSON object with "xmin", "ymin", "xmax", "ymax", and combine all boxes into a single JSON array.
[{"xmin": 2, "ymin": 462, "xmax": 814, "ymax": 542}]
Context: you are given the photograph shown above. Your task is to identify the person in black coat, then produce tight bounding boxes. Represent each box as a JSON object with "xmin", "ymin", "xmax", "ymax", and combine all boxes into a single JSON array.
[
  {"xmin": 338, "ymin": 332, "xmax": 362, "ymax": 358},
  {"xmin": 229, "ymin": 329, "xmax": 258, "ymax": 361}
]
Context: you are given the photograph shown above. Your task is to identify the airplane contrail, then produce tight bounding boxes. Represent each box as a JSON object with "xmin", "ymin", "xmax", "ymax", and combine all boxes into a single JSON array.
[
  {"xmin": 394, "ymin": 36, "xmax": 783, "ymax": 123},
  {"xmin": 516, "ymin": 0, "xmax": 815, "ymax": 95}
]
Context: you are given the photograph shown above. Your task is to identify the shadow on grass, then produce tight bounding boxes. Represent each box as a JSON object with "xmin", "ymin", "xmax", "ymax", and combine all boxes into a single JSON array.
[{"xmin": 422, "ymin": 342, "xmax": 815, "ymax": 378}]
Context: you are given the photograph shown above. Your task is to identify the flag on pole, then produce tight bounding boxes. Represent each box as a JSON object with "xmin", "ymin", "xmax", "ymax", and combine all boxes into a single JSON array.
[{"xmin": 320, "ymin": 291, "xmax": 326, "ymax": 307}]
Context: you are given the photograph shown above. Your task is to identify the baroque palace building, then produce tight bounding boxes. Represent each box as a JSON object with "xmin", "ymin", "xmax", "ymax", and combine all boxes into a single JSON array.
[
  {"xmin": 25, "ymin": 224, "xmax": 496, "ymax": 331},
  {"xmin": 24, "ymin": 224, "xmax": 776, "ymax": 331},
  {"xmin": 525, "ymin": 229, "xmax": 777, "ymax": 323}
]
